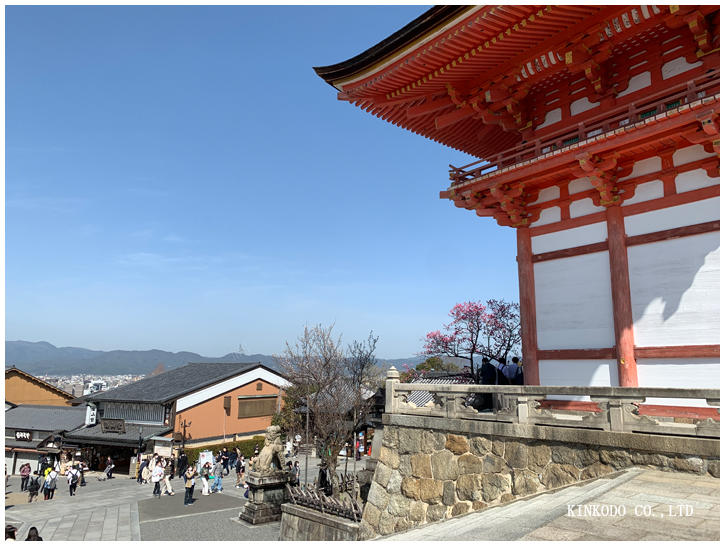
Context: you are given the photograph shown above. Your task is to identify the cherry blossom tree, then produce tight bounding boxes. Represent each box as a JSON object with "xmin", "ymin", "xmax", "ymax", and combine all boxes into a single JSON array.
[{"xmin": 423, "ymin": 299, "xmax": 521, "ymax": 383}]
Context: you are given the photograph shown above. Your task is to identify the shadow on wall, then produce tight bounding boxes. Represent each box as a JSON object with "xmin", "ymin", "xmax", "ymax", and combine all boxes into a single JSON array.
[{"xmin": 628, "ymin": 232, "xmax": 719, "ymax": 328}]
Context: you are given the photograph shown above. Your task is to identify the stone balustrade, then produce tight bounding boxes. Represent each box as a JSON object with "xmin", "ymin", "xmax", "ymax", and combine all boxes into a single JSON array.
[{"xmin": 385, "ymin": 367, "xmax": 720, "ymax": 439}]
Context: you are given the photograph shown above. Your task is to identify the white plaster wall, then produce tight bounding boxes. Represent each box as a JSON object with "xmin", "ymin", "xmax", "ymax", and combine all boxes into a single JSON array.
[
  {"xmin": 532, "ymin": 221, "xmax": 607, "ymax": 254},
  {"xmin": 622, "ymin": 180, "xmax": 664, "ymax": 206},
  {"xmin": 618, "ymin": 71, "xmax": 651, "ymax": 97},
  {"xmin": 570, "ymin": 97, "xmax": 599, "ymax": 116},
  {"xmin": 628, "ymin": 232, "xmax": 720, "ymax": 347},
  {"xmin": 673, "ymin": 144, "xmax": 715, "ymax": 167},
  {"xmin": 624, "ymin": 197, "xmax": 719, "ymax": 236},
  {"xmin": 569, "ymin": 177, "xmax": 594, "ymax": 194},
  {"xmin": 570, "ymin": 197, "xmax": 605, "ymax": 218},
  {"xmin": 619, "ymin": 156, "xmax": 661, "ymax": 181},
  {"xmin": 539, "ymin": 359, "xmax": 618, "ymax": 398},
  {"xmin": 535, "ymin": 252, "xmax": 615, "ymax": 350},
  {"xmin": 530, "ymin": 206, "xmax": 560, "ymax": 227},
  {"xmin": 661, "ymin": 56, "xmax": 702, "ymax": 79},
  {"xmin": 675, "ymin": 169, "xmax": 719, "ymax": 193},
  {"xmin": 538, "ymin": 108, "xmax": 562, "ymax": 129},
  {"xmin": 636, "ymin": 358, "xmax": 719, "ymax": 407},
  {"xmin": 531, "ymin": 185, "xmax": 560, "ymax": 205}
]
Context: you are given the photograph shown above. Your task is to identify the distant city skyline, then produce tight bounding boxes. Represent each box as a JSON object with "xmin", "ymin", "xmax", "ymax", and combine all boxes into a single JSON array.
[{"xmin": 6, "ymin": 6, "xmax": 519, "ymax": 359}]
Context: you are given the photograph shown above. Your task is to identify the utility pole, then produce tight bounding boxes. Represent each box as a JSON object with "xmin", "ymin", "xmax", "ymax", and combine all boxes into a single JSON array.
[
  {"xmin": 305, "ymin": 387, "xmax": 310, "ymax": 489},
  {"xmin": 179, "ymin": 419, "xmax": 192, "ymax": 450}
]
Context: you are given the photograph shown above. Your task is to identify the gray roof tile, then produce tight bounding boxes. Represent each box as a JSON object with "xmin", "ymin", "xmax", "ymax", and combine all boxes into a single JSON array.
[
  {"xmin": 85, "ymin": 362, "xmax": 274, "ymax": 403},
  {"xmin": 4, "ymin": 405, "xmax": 86, "ymax": 432}
]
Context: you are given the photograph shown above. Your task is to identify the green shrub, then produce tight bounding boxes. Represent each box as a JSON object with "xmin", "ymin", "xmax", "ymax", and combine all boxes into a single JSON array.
[{"xmin": 181, "ymin": 435, "xmax": 265, "ymax": 465}]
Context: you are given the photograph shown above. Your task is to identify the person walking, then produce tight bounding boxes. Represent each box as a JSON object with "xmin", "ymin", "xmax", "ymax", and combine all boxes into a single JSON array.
[
  {"xmin": 212, "ymin": 459, "xmax": 224, "ymax": 493},
  {"xmin": 19, "ymin": 464, "xmax": 31, "ymax": 492},
  {"xmin": 66, "ymin": 465, "xmax": 80, "ymax": 496},
  {"xmin": 200, "ymin": 462, "xmax": 211, "ymax": 496},
  {"xmin": 161, "ymin": 459, "xmax": 175, "ymax": 496},
  {"xmin": 177, "ymin": 451, "xmax": 188, "ymax": 479},
  {"xmin": 221, "ymin": 448, "xmax": 230, "ymax": 476},
  {"xmin": 26, "ymin": 472, "xmax": 41, "ymax": 503},
  {"xmin": 137, "ymin": 456, "xmax": 147, "ymax": 485},
  {"xmin": 291, "ymin": 461, "xmax": 300, "ymax": 486},
  {"xmin": 183, "ymin": 465, "xmax": 197, "ymax": 506},
  {"xmin": 43, "ymin": 468, "xmax": 58, "ymax": 500},
  {"xmin": 151, "ymin": 461, "xmax": 164, "ymax": 498},
  {"xmin": 24, "ymin": 527, "xmax": 42, "ymax": 541},
  {"xmin": 234, "ymin": 456, "xmax": 243, "ymax": 488}
]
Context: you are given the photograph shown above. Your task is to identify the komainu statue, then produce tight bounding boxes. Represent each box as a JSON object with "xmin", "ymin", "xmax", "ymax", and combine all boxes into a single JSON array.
[{"xmin": 251, "ymin": 425, "xmax": 285, "ymax": 475}]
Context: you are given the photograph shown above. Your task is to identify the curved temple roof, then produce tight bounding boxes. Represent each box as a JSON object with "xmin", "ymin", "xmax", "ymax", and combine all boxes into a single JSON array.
[{"xmin": 313, "ymin": 5, "xmax": 713, "ymax": 160}]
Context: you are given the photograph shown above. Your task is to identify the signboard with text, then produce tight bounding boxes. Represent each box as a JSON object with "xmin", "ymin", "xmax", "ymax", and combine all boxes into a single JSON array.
[
  {"xmin": 14, "ymin": 430, "xmax": 32, "ymax": 441},
  {"xmin": 101, "ymin": 419, "xmax": 126, "ymax": 434}
]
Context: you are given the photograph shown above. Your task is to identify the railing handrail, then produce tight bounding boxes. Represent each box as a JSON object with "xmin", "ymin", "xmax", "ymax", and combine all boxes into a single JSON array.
[
  {"xmin": 449, "ymin": 69, "xmax": 720, "ymax": 185},
  {"xmin": 393, "ymin": 383, "xmax": 721, "ymax": 400}
]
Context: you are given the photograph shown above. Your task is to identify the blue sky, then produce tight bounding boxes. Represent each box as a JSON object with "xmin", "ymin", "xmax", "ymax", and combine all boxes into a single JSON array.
[{"xmin": 6, "ymin": 6, "xmax": 518, "ymax": 359}]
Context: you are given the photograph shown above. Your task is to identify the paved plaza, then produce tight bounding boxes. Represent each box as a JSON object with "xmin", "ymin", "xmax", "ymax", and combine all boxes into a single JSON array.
[{"xmin": 6, "ymin": 464, "xmax": 719, "ymax": 541}]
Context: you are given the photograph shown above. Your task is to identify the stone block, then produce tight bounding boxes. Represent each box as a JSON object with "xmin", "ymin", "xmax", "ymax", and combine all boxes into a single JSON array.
[
  {"xmin": 419, "ymin": 478, "xmax": 444, "ymax": 504},
  {"xmin": 672, "ymin": 456, "xmax": 704, "ymax": 474},
  {"xmin": 500, "ymin": 493, "xmax": 515, "ymax": 503},
  {"xmin": 367, "ymin": 481, "xmax": 390, "ymax": 511},
  {"xmin": 469, "ymin": 436, "xmax": 492, "ymax": 457},
  {"xmin": 387, "ymin": 493, "xmax": 410, "ymax": 517},
  {"xmin": 481, "ymin": 454, "xmax": 506, "ymax": 473},
  {"xmin": 378, "ymin": 512, "xmax": 396, "ymax": 536},
  {"xmin": 394, "ymin": 518, "xmax": 411, "ymax": 533},
  {"xmin": 427, "ymin": 504, "xmax": 447, "ymax": 522},
  {"xmin": 446, "ymin": 433, "xmax": 469, "ymax": 455},
  {"xmin": 382, "ymin": 426, "xmax": 398, "ymax": 449},
  {"xmin": 707, "ymin": 459, "xmax": 719, "ymax": 478},
  {"xmin": 541, "ymin": 463, "xmax": 579, "ymax": 489},
  {"xmin": 409, "ymin": 500, "xmax": 427, "ymax": 522},
  {"xmin": 527, "ymin": 442, "xmax": 552, "ymax": 472},
  {"xmin": 399, "ymin": 454, "xmax": 412, "ymax": 477},
  {"xmin": 481, "ymin": 473, "xmax": 510, "ymax": 502},
  {"xmin": 456, "ymin": 474, "xmax": 482, "ymax": 501},
  {"xmin": 458, "ymin": 453, "xmax": 482, "ymax": 475},
  {"xmin": 631, "ymin": 451, "xmax": 672, "ymax": 469},
  {"xmin": 504, "ymin": 440, "xmax": 528, "ymax": 469},
  {"xmin": 599, "ymin": 447, "xmax": 632, "ymax": 469},
  {"xmin": 358, "ymin": 520, "xmax": 376, "ymax": 540},
  {"xmin": 551, "ymin": 444, "xmax": 598, "ymax": 468},
  {"xmin": 399, "ymin": 428, "xmax": 422, "ymax": 454},
  {"xmin": 442, "ymin": 480, "xmax": 456, "ymax": 506},
  {"xmin": 422, "ymin": 430, "xmax": 446, "ymax": 452},
  {"xmin": 374, "ymin": 463, "xmax": 392, "ymax": 488},
  {"xmin": 363, "ymin": 503, "xmax": 381, "ymax": 529},
  {"xmin": 411, "ymin": 453, "xmax": 433, "ymax": 478},
  {"xmin": 472, "ymin": 500, "xmax": 487, "ymax": 510},
  {"xmin": 379, "ymin": 446, "xmax": 400, "ymax": 470},
  {"xmin": 580, "ymin": 462, "xmax": 614, "ymax": 480},
  {"xmin": 451, "ymin": 502, "xmax": 470, "ymax": 517},
  {"xmin": 431, "ymin": 450, "xmax": 459, "ymax": 481},
  {"xmin": 401, "ymin": 477, "xmax": 420, "ymax": 500},
  {"xmin": 492, "ymin": 439, "xmax": 505, "ymax": 457},
  {"xmin": 512, "ymin": 469, "xmax": 540, "ymax": 496},
  {"xmin": 386, "ymin": 469, "xmax": 402, "ymax": 494}
]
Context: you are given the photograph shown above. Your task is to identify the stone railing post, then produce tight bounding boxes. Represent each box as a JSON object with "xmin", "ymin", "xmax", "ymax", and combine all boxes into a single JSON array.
[
  {"xmin": 385, "ymin": 367, "xmax": 400, "ymax": 415},
  {"xmin": 601, "ymin": 396, "xmax": 645, "ymax": 432},
  {"xmin": 516, "ymin": 396, "xmax": 533, "ymax": 424}
]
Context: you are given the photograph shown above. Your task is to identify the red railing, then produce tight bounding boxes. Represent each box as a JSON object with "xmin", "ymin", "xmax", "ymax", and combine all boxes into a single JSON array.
[{"xmin": 449, "ymin": 69, "xmax": 720, "ymax": 186}]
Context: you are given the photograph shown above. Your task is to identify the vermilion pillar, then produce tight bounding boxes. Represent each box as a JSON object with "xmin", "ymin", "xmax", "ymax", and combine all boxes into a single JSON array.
[
  {"xmin": 606, "ymin": 205, "xmax": 638, "ymax": 387},
  {"xmin": 517, "ymin": 227, "xmax": 540, "ymax": 385}
]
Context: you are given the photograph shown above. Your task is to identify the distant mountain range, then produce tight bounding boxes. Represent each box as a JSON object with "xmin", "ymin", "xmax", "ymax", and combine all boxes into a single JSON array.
[{"xmin": 5, "ymin": 340, "xmax": 430, "ymax": 376}]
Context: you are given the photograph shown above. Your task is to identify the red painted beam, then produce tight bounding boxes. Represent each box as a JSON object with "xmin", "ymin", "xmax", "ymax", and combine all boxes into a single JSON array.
[
  {"xmin": 538, "ymin": 348, "xmax": 616, "ymax": 360},
  {"xmin": 517, "ymin": 227, "xmax": 539, "ymax": 385},
  {"xmin": 606, "ymin": 205, "xmax": 638, "ymax": 387},
  {"xmin": 635, "ymin": 345, "xmax": 720, "ymax": 359}
]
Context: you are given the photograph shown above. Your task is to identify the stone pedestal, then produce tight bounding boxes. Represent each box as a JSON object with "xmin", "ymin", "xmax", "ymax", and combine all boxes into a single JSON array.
[{"xmin": 239, "ymin": 471, "xmax": 290, "ymax": 524}]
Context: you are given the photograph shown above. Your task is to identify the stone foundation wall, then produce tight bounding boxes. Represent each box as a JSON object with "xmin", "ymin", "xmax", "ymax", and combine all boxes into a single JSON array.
[
  {"xmin": 359, "ymin": 425, "xmax": 720, "ymax": 538},
  {"xmin": 280, "ymin": 504, "xmax": 361, "ymax": 541}
]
